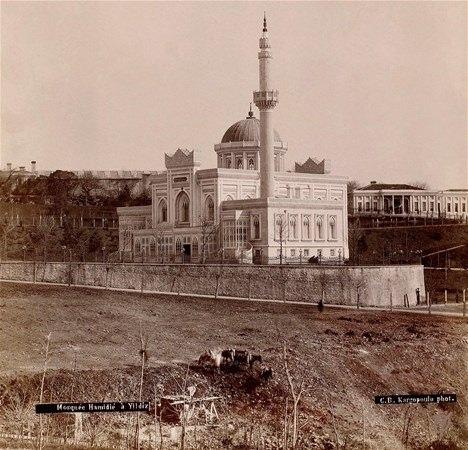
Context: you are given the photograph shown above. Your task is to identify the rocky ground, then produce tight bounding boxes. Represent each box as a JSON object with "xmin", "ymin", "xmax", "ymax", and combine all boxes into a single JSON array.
[{"xmin": 0, "ymin": 282, "xmax": 466, "ymax": 449}]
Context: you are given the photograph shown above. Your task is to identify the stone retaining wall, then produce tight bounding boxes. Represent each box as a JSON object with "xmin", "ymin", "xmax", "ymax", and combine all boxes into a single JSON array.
[{"xmin": 0, "ymin": 261, "xmax": 426, "ymax": 307}]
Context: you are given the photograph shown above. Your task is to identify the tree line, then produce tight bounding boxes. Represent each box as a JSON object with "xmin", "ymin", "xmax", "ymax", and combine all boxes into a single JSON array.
[
  {"xmin": 0, "ymin": 216, "xmax": 118, "ymax": 262},
  {"xmin": 0, "ymin": 169, "xmax": 150, "ymax": 208}
]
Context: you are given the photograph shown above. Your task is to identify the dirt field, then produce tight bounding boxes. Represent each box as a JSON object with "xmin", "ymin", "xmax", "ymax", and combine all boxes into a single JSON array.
[{"xmin": 0, "ymin": 281, "xmax": 467, "ymax": 449}]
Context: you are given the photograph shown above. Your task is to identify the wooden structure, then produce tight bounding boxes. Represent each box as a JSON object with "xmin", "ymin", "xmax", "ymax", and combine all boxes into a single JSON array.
[{"xmin": 159, "ymin": 395, "xmax": 222, "ymax": 426}]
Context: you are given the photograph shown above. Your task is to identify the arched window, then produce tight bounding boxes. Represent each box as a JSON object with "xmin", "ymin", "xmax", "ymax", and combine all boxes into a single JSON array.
[
  {"xmin": 225, "ymin": 195, "xmax": 234, "ymax": 201},
  {"xmin": 303, "ymin": 216, "xmax": 311, "ymax": 239},
  {"xmin": 275, "ymin": 215, "xmax": 285, "ymax": 240},
  {"xmin": 237, "ymin": 159, "xmax": 243, "ymax": 169},
  {"xmin": 248, "ymin": 158, "xmax": 255, "ymax": 170},
  {"xmin": 205, "ymin": 196, "xmax": 214, "ymax": 222},
  {"xmin": 226, "ymin": 157, "xmax": 231, "ymax": 168},
  {"xmin": 175, "ymin": 238, "xmax": 182, "ymax": 253},
  {"xmin": 289, "ymin": 215, "xmax": 297, "ymax": 239},
  {"xmin": 150, "ymin": 237, "xmax": 156, "ymax": 255},
  {"xmin": 134, "ymin": 239, "xmax": 141, "ymax": 253},
  {"xmin": 316, "ymin": 216, "xmax": 324, "ymax": 240},
  {"xmin": 158, "ymin": 198, "xmax": 167, "ymax": 223},
  {"xmin": 252, "ymin": 215, "xmax": 260, "ymax": 239},
  {"xmin": 175, "ymin": 191, "xmax": 190, "ymax": 224},
  {"xmin": 329, "ymin": 216, "xmax": 337, "ymax": 240},
  {"xmin": 192, "ymin": 237, "xmax": 198, "ymax": 257}
]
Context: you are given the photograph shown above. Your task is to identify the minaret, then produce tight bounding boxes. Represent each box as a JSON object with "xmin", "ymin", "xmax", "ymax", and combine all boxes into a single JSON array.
[{"xmin": 253, "ymin": 13, "xmax": 279, "ymax": 198}]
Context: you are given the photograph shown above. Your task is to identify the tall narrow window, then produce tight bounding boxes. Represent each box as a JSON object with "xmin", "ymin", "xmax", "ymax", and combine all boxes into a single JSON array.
[
  {"xmin": 175, "ymin": 238, "xmax": 182, "ymax": 253},
  {"xmin": 275, "ymin": 215, "xmax": 283, "ymax": 240},
  {"xmin": 237, "ymin": 159, "xmax": 243, "ymax": 169},
  {"xmin": 158, "ymin": 198, "xmax": 167, "ymax": 223},
  {"xmin": 303, "ymin": 216, "xmax": 310, "ymax": 239},
  {"xmin": 289, "ymin": 216, "xmax": 297, "ymax": 239},
  {"xmin": 175, "ymin": 191, "xmax": 190, "ymax": 224},
  {"xmin": 205, "ymin": 196, "xmax": 214, "ymax": 222},
  {"xmin": 192, "ymin": 238, "xmax": 198, "ymax": 257},
  {"xmin": 316, "ymin": 217, "xmax": 324, "ymax": 240},
  {"xmin": 252, "ymin": 215, "xmax": 260, "ymax": 239},
  {"xmin": 329, "ymin": 216, "xmax": 337, "ymax": 240},
  {"xmin": 135, "ymin": 239, "xmax": 141, "ymax": 253},
  {"xmin": 248, "ymin": 158, "xmax": 254, "ymax": 170}
]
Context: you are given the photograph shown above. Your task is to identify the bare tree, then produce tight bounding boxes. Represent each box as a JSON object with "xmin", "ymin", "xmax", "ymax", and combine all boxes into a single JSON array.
[
  {"xmin": 135, "ymin": 317, "xmax": 149, "ymax": 450},
  {"xmin": 275, "ymin": 212, "xmax": 289, "ymax": 265},
  {"xmin": 38, "ymin": 332, "xmax": 52, "ymax": 450},
  {"xmin": 28, "ymin": 217, "xmax": 59, "ymax": 264},
  {"xmin": 0, "ymin": 214, "xmax": 16, "ymax": 260},
  {"xmin": 0, "ymin": 166, "xmax": 21, "ymax": 201},
  {"xmin": 199, "ymin": 217, "xmax": 220, "ymax": 263},
  {"xmin": 282, "ymin": 342, "xmax": 305, "ymax": 449}
]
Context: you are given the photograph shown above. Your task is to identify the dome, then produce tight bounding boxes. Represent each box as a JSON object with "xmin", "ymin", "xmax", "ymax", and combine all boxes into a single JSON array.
[{"xmin": 221, "ymin": 110, "xmax": 282, "ymax": 144}]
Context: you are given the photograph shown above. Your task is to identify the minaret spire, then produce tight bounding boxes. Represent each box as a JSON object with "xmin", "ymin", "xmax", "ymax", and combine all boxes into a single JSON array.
[{"xmin": 253, "ymin": 13, "xmax": 278, "ymax": 199}]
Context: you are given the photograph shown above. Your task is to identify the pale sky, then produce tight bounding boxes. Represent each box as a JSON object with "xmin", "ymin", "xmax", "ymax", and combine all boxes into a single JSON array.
[{"xmin": 1, "ymin": 1, "xmax": 467, "ymax": 189}]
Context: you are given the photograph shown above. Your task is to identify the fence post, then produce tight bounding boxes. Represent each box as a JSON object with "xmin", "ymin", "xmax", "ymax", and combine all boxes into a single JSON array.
[
  {"xmin": 68, "ymin": 254, "xmax": 72, "ymax": 287},
  {"xmin": 356, "ymin": 288, "xmax": 360, "ymax": 309},
  {"xmin": 427, "ymin": 291, "xmax": 431, "ymax": 315},
  {"xmin": 105, "ymin": 266, "xmax": 109, "ymax": 290},
  {"xmin": 444, "ymin": 289, "xmax": 447, "ymax": 305},
  {"xmin": 463, "ymin": 289, "xmax": 466, "ymax": 318},
  {"xmin": 33, "ymin": 260, "xmax": 37, "ymax": 283},
  {"xmin": 141, "ymin": 264, "xmax": 144, "ymax": 294},
  {"xmin": 390, "ymin": 292, "xmax": 393, "ymax": 311}
]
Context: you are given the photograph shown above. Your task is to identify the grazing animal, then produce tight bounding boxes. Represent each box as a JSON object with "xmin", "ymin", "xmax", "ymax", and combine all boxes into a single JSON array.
[
  {"xmin": 260, "ymin": 367, "xmax": 273, "ymax": 381},
  {"xmin": 198, "ymin": 349, "xmax": 223, "ymax": 372},
  {"xmin": 209, "ymin": 349, "xmax": 223, "ymax": 372},
  {"xmin": 198, "ymin": 351, "xmax": 212, "ymax": 366},
  {"xmin": 234, "ymin": 350, "xmax": 251, "ymax": 367},
  {"xmin": 249, "ymin": 354, "xmax": 262, "ymax": 368},
  {"xmin": 221, "ymin": 349, "xmax": 235, "ymax": 364}
]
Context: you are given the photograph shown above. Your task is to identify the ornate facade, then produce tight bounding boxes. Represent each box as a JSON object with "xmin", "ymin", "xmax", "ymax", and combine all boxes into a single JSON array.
[{"xmin": 117, "ymin": 17, "xmax": 349, "ymax": 264}]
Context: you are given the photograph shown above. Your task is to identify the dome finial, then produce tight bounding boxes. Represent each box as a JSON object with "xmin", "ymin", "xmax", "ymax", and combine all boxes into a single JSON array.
[
  {"xmin": 247, "ymin": 102, "xmax": 254, "ymax": 118},
  {"xmin": 263, "ymin": 12, "xmax": 267, "ymax": 33}
]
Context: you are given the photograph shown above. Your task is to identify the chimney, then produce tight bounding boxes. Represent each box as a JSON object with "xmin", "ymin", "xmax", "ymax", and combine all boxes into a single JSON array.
[
  {"xmin": 370, "ymin": 180, "xmax": 377, "ymax": 185},
  {"xmin": 6, "ymin": 163, "xmax": 12, "ymax": 171},
  {"xmin": 31, "ymin": 160, "xmax": 37, "ymax": 173},
  {"xmin": 19, "ymin": 166, "xmax": 25, "ymax": 172}
]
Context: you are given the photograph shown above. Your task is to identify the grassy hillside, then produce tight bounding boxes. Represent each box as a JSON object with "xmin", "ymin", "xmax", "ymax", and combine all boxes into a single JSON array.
[{"xmin": 0, "ymin": 283, "xmax": 466, "ymax": 449}]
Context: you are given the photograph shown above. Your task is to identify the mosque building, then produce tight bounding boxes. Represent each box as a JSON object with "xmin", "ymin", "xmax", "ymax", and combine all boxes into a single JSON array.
[{"xmin": 117, "ymin": 15, "xmax": 349, "ymax": 264}]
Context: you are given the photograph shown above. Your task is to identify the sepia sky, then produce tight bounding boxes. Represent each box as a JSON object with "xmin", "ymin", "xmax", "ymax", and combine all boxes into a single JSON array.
[{"xmin": 1, "ymin": 1, "xmax": 467, "ymax": 189}]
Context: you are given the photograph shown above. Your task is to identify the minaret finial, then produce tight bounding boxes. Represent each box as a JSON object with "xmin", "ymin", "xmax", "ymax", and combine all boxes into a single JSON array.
[
  {"xmin": 247, "ymin": 103, "xmax": 254, "ymax": 118},
  {"xmin": 263, "ymin": 12, "xmax": 267, "ymax": 33}
]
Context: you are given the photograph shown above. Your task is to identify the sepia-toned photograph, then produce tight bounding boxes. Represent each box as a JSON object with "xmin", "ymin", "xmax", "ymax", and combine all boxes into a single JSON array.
[{"xmin": 0, "ymin": 1, "xmax": 466, "ymax": 449}]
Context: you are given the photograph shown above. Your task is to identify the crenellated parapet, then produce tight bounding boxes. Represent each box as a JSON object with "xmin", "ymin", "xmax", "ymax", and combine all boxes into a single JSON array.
[
  {"xmin": 164, "ymin": 148, "xmax": 201, "ymax": 169},
  {"xmin": 295, "ymin": 158, "xmax": 331, "ymax": 174}
]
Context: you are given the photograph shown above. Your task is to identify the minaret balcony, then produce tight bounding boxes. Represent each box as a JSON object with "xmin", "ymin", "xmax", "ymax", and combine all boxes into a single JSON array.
[{"xmin": 253, "ymin": 90, "xmax": 279, "ymax": 109}]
